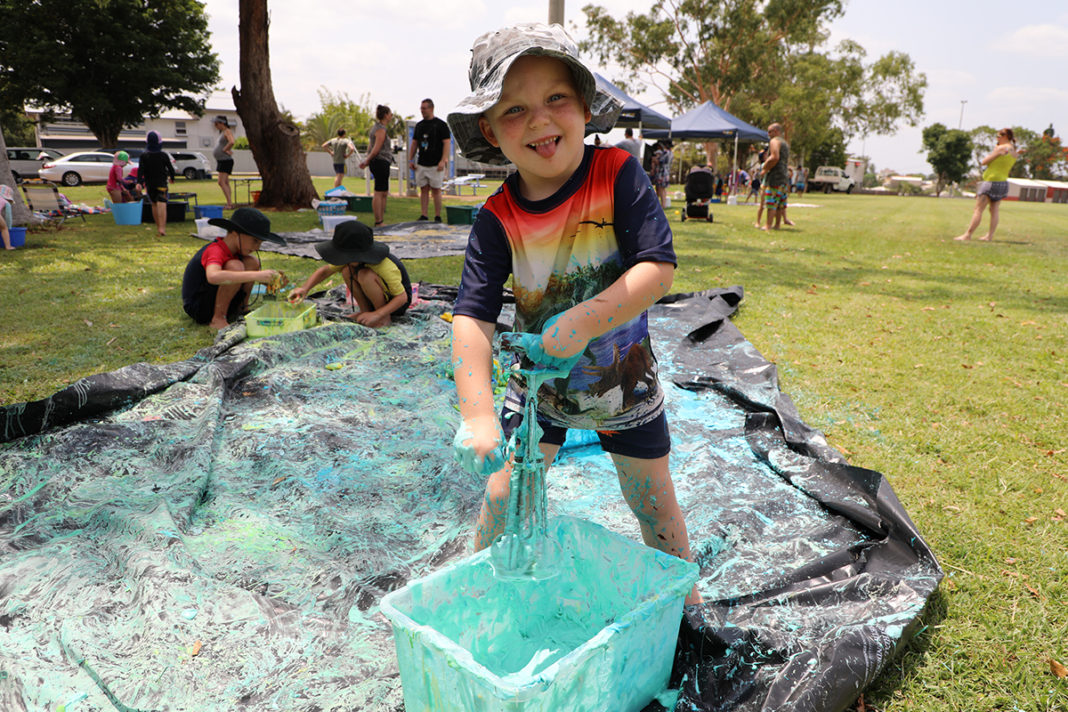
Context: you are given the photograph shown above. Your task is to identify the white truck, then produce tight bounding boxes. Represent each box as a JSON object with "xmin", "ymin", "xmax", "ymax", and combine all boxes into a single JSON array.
[{"xmin": 808, "ymin": 166, "xmax": 856, "ymax": 193}]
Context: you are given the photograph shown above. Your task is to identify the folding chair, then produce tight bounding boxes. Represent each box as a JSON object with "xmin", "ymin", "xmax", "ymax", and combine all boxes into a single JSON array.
[{"xmin": 20, "ymin": 180, "xmax": 87, "ymax": 229}]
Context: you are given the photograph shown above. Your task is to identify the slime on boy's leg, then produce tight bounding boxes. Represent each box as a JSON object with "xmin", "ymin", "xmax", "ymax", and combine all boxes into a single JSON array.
[{"xmin": 613, "ymin": 452, "xmax": 703, "ymax": 606}]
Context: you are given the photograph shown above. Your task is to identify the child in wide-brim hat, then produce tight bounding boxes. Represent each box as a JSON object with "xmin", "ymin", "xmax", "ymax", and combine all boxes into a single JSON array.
[
  {"xmin": 446, "ymin": 22, "xmax": 702, "ymax": 605},
  {"xmin": 181, "ymin": 207, "xmax": 287, "ymax": 330},
  {"xmin": 288, "ymin": 220, "xmax": 411, "ymax": 328}
]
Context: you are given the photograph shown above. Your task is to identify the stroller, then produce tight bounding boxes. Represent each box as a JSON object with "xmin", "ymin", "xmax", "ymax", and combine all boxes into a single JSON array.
[{"xmin": 681, "ymin": 167, "xmax": 715, "ymax": 222}]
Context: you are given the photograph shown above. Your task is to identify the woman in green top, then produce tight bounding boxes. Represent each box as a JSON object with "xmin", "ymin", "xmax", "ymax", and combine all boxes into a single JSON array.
[{"xmin": 955, "ymin": 128, "xmax": 1018, "ymax": 241}]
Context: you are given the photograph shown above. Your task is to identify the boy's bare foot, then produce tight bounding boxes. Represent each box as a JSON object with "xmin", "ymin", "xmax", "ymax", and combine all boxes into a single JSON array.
[
  {"xmin": 753, "ymin": 222, "xmax": 763, "ymax": 228},
  {"xmin": 208, "ymin": 318, "xmax": 229, "ymax": 330},
  {"xmin": 784, "ymin": 219, "xmax": 795, "ymax": 226},
  {"xmin": 953, "ymin": 234, "xmax": 971, "ymax": 241},
  {"xmin": 977, "ymin": 235, "xmax": 992, "ymax": 241}
]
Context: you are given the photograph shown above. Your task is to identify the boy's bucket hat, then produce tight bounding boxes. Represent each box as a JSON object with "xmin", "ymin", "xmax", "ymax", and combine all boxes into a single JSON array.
[
  {"xmin": 214, "ymin": 116, "xmax": 230, "ymax": 127},
  {"xmin": 447, "ymin": 22, "xmax": 622, "ymax": 165},
  {"xmin": 208, "ymin": 207, "xmax": 285, "ymax": 244},
  {"xmin": 315, "ymin": 220, "xmax": 389, "ymax": 265}
]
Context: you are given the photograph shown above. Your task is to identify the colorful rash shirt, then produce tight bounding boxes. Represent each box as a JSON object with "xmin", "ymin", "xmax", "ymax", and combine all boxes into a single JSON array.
[{"xmin": 454, "ymin": 145, "xmax": 677, "ymax": 430}]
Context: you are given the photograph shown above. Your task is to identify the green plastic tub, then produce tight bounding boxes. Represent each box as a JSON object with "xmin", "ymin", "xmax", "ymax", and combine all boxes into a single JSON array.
[
  {"xmin": 445, "ymin": 204, "xmax": 479, "ymax": 225},
  {"xmin": 244, "ymin": 301, "xmax": 317, "ymax": 338},
  {"xmin": 346, "ymin": 195, "xmax": 373, "ymax": 212},
  {"xmin": 380, "ymin": 516, "xmax": 698, "ymax": 712}
]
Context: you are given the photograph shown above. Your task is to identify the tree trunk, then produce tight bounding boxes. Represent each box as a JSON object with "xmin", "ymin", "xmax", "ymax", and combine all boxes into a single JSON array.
[
  {"xmin": 0, "ymin": 129, "xmax": 32, "ymax": 226},
  {"xmin": 234, "ymin": 0, "xmax": 318, "ymax": 210},
  {"xmin": 702, "ymin": 141, "xmax": 719, "ymax": 168}
]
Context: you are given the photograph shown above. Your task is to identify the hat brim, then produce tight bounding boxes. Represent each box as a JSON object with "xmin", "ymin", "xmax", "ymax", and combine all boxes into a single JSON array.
[
  {"xmin": 207, "ymin": 217, "xmax": 286, "ymax": 244},
  {"xmin": 315, "ymin": 239, "xmax": 389, "ymax": 266},
  {"xmin": 447, "ymin": 48, "xmax": 621, "ymax": 166}
]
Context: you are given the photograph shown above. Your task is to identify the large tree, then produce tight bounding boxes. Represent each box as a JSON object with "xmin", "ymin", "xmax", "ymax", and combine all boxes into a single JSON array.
[
  {"xmin": 922, "ymin": 123, "xmax": 972, "ymax": 196},
  {"xmin": 234, "ymin": 0, "xmax": 318, "ymax": 209},
  {"xmin": 0, "ymin": 130, "xmax": 31, "ymax": 226},
  {"xmin": 581, "ymin": 0, "xmax": 925, "ymax": 166},
  {"xmin": 0, "ymin": 0, "xmax": 220, "ymax": 147}
]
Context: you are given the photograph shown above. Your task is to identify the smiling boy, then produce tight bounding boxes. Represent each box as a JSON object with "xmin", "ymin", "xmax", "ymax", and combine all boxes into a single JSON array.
[{"xmin": 447, "ymin": 23, "xmax": 701, "ymax": 604}]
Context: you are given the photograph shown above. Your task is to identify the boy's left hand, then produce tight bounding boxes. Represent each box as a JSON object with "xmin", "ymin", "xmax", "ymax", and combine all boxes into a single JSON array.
[{"xmin": 502, "ymin": 313, "xmax": 588, "ymax": 377}]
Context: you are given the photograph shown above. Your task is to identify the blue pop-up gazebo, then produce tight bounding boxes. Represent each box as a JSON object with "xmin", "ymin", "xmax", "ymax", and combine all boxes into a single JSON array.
[
  {"xmin": 645, "ymin": 101, "xmax": 769, "ymax": 196},
  {"xmin": 594, "ymin": 73, "xmax": 672, "ymax": 130},
  {"xmin": 643, "ymin": 100, "xmax": 768, "ymax": 142}
]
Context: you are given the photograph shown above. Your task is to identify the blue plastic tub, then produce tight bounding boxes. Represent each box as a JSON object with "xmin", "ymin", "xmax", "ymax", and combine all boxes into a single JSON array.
[
  {"xmin": 195, "ymin": 205, "xmax": 224, "ymax": 219},
  {"xmin": 380, "ymin": 516, "xmax": 698, "ymax": 712},
  {"xmin": 110, "ymin": 201, "xmax": 142, "ymax": 225},
  {"xmin": 8, "ymin": 227, "xmax": 26, "ymax": 247}
]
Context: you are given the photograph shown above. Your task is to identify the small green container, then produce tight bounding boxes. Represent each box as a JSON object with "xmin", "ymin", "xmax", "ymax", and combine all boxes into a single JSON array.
[
  {"xmin": 244, "ymin": 302, "xmax": 317, "ymax": 338},
  {"xmin": 380, "ymin": 516, "xmax": 698, "ymax": 712},
  {"xmin": 445, "ymin": 204, "xmax": 480, "ymax": 225},
  {"xmin": 346, "ymin": 195, "xmax": 373, "ymax": 212}
]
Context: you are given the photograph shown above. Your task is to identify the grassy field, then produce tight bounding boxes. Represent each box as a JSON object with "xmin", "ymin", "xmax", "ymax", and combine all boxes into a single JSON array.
[{"xmin": 1, "ymin": 183, "xmax": 1066, "ymax": 711}]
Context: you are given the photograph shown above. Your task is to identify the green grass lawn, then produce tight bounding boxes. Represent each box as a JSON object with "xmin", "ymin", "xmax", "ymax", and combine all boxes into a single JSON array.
[{"xmin": 1, "ymin": 185, "xmax": 1066, "ymax": 710}]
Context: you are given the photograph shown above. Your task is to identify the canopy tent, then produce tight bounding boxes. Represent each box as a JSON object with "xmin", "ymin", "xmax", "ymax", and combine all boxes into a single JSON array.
[
  {"xmin": 594, "ymin": 73, "xmax": 672, "ymax": 130},
  {"xmin": 644, "ymin": 101, "xmax": 768, "ymax": 142},
  {"xmin": 645, "ymin": 101, "xmax": 769, "ymax": 198}
]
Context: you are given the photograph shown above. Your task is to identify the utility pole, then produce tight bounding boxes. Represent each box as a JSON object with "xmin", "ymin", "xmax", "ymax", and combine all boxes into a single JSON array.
[
  {"xmin": 549, "ymin": 0, "xmax": 564, "ymax": 25},
  {"xmin": 958, "ymin": 100, "xmax": 967, "ymax": 130}
]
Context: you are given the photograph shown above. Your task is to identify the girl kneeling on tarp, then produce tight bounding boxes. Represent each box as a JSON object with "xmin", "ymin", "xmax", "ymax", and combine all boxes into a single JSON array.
[{"xmin": 289, "ymin": 220, "xmax": 412, "ymax": 328}]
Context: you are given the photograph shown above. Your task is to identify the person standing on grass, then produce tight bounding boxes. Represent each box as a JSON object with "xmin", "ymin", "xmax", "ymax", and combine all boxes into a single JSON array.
[
  {"xmin": 137, "ymin": 131, "xmax": 176, "ymax": 237},
  {"xmin": 106, "ymin": 151, "xmax": 132, "ymax": 204},
  {"xmin": 0, "ymin": 184, "xmax": 14, "ymax": 250},
  {"xmin": 213, "ymin": 116, "xmax": 236, "ymax": 209},
  {"xmin": 359, "ymin": 105, "xmax": 395, "ymax": 227},
  {"xmin": 760, "ymin": 123, "xmax": 790, "ymax": 231},
  {"xmin": 954, "ymin": 128, "xmax": 1019, "ymax": 242},
  {"xmin": 408, "ymin": 99, "xmax": 452, "ymax": 223},
  {"xmin": 322, "ymin": 128, "xmax": 356, "ymax": 188},
  {"xmin": 651, "ymin": 140, "xmax": 673, "ymax": 207},
  {"xmin": 615, "ymin": 127, "xmax": 642, "ymax": 161},
  {"xmin": 181, "ymin": 207, "xmax": 286, "ymax": 330}
]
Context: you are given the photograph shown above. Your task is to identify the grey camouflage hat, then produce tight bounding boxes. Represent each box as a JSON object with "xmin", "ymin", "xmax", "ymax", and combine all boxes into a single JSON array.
[{"xmin": 446, "ymin": 23, "xmax": 623, "ymax": 166}]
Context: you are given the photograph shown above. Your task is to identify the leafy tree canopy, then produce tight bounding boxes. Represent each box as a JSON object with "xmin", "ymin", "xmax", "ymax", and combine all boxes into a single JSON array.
[
  {"xmin": 0, "ymin": 107, "xmax": 36, "ymax": 146},
  {"xmin": 1019, "ymin": 125, "xmax": 1067, "ymax": 180},
  {"xmin": 922, "ymin": 123, "xmax": 972, "ymax": 195},
  {"xmin": 807, "ymin": 127, "xmax": 847, "ymax": 170},
  {"xmin": 0, "ymin": 0, "xmax": 220, "ymax": 147},
  {"xmin": 580, "ymin": 0, "xmax": 925, "ymax": 165},
  {"xmin": 301, "ymin": 89, "xmax": 406, "ymax": 151}
]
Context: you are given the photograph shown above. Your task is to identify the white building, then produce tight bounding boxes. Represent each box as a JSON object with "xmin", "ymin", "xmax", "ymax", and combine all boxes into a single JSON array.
[{"xmin": 27, "ymin": 93, "xmax": 244, "ymax": 154}]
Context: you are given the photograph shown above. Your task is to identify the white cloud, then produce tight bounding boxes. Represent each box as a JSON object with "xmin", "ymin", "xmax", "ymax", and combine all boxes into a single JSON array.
[
  {"xmin": 987, "ymin": 85, "xmax": 1068, "ymax": 113},
  {"xmin": 1002, "ymin": 24, "xmax": 1068, "ymax": 57}
]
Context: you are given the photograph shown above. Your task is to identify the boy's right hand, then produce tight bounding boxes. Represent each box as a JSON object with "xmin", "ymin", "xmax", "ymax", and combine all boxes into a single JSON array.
[
  {"xmin": 288, "ymin": 287, "xmax": 307, "ymax": 304},
  {"xmin": 453, "ymin": 415, "xmax": 509, "ymax": 475}
]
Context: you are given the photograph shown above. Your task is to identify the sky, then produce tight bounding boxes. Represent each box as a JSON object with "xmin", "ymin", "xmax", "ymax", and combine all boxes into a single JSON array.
[{"xmin": 200, "ymin": 0, "xmax": 1068, "ymax": 175}]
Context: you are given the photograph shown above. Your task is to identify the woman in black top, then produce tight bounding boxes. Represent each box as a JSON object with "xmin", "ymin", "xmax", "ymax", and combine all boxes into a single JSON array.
[{"xmin": 138, "ymin": 131, "xmax": 176, "ymax": 236}]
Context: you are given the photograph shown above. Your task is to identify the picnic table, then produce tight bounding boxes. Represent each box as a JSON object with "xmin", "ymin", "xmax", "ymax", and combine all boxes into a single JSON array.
[
  {"xmin": 444, "ymin": 174, "xmax": 486, "ymax": 196},
  {"xmin": 230, "ymin": 175, "xmax": 262, "ymax": 204},
  {"xmin": 170, "ymin": 191, "xmax": 199, "ymax": 208}
]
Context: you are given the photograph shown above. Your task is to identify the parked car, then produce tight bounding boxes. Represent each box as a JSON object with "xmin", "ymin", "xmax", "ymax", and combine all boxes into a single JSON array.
[
  {"xmin": 7, "ymin": 147, "xmax": 64, "ymax": 183},
  {"xmin": 807, "ymin": 166, "xmax": 856, "ymax": 193},
  {"xmin": 170, "ymin": 151, "xmax": 212, "ymax": 179},
  {"xmin": 38, "ymin": 151, "xmax": 135, "ymax": 186},
  {"xmin": 98, "ymin": 147, "xmax": 145, "ymax": 161}
]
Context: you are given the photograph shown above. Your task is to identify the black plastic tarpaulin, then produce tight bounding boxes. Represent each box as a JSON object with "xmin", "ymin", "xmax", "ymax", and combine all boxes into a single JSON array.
[
  {"xmin": 191, "ymin": 220, "xmax": 474, "ymax": 261},
  {"xmin": 0, "ymin": 287, "xmax": 941, "ymax": 711}
]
